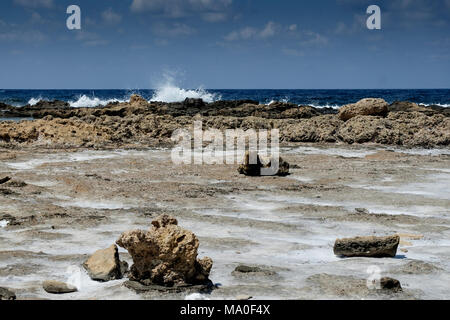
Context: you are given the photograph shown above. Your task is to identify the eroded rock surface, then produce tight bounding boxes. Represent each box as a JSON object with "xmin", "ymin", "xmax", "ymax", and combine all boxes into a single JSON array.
[
  {"xmin": 338, "ymin": 98, "xmax": 389, "ymax": 121},
  {"xmin": 42, "ymin": 280, "xmax": 77, "ymax": 294},
  {"xmin": 238, "ymin": 151, "xmax": 290, "ymax": 176},
  {"xmin": 116, "ymin": 214, "xmax": 213, "ymax": 287}
]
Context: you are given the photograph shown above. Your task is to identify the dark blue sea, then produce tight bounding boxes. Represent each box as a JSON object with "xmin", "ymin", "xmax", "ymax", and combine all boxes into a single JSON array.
[{"xmin": 1, "ymin": 88, "xmax": 449, "ymax": 108}]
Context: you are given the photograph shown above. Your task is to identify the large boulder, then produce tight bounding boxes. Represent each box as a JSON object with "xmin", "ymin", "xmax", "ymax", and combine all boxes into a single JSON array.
[
  {"xmin": 116, "ymin": 214, "xmax": 213, "ymax": 287},
  {"xmin": 334, "ymin": 235, "xmax": 400, "ymax": 257},
  {"xmin": 43, "ymin": 280, "xmax": 77, "ymax": 294},
  {"xmin": 238, "ymin": 151, "xmax": 290, "ymax": 176},
  {"xmin": 338, "ymin": 98, "xmax": 389, "ymax": 121},
  {"xmin": 83, "ymin": 244, "xmax": 125, "ymax": 282}
]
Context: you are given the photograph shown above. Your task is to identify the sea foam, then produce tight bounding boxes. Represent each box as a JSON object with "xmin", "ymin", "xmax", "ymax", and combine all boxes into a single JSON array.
[
  {"xmin": 69, "ymin": 95, "xmax": 125, "ymax": 108},
  {"xmin": 150, "ymin": 84, "xmax": 219, "ymax": 103}
]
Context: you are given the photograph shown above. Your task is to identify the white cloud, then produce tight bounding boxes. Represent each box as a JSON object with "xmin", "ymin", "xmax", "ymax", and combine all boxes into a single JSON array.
[
  {"xmin": 153, "ymin": 23, "xmax": 196, "ymax": 37},
  {"xmin": 13, "ymin": 0, "xmax": 53, "ymax": 8},
  {"xmin": 224, "ymin": 21, "xmax": 278, "ymax": 41},
  {"xmin": 102, "ymin": 8, "xmax": 122, "ymax": 25},
  {"xmin": 130, "ymin": 0, "xmax": 232, "ymax": 21}
]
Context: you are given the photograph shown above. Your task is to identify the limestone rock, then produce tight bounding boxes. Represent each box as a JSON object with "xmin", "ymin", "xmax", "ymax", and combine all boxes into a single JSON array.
[
  {"xmin": 338, "ymin": 98, "xmax": 389, "ymax": 121},
  {"xmin": 238, "ymin": 151, "xmax": 290, "ymax": 176},
  {"xmin": 43, "ymin": 280, "xmax": 77, "ymax": 294},
  {"xmin": 83, "ymin": 244, "xmax": 123, "ymax": 282},
  {"xmin": 333, "ymin": 235, "xmax": 400, "ymax": 257},
  {"xmin": 116, "ymin": 214, "xmax": 213, "ymax": 287},
  {"xmin": 0, "ymin": 287, "xmax": 16, "ymax": 300}
]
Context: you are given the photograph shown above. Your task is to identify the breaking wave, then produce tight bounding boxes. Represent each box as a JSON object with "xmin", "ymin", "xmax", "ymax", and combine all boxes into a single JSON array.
[
  {"xmin": 150, "ymin": 84, "xmax": 219, "ymax": 103},
  {"xmin": 68, "ymin": 95, "xmax": 125, "ymax": 108}
]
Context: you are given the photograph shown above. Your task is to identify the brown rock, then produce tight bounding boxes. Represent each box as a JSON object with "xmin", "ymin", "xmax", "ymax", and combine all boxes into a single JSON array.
[
  {"xmin": 116, "ymin": 214, "xmax": 213, "ymax": 287},
  {"xmin": 43, "ymin": 280, "xmax": 77, "ymax": 294},
  {"xmin": 238, "ymin": 151, "xmax": 290, "ymax": 176},
  {"xmin": 333, "ymin": 235, "xmax": 400, "ymax": 257},
  {"xmin": 338, "ymin": 98, "xmax": 389, "ymax": 121},
  {"xmin": 83, "ymin": 244, "xmax": 123, "ymax": 282}
]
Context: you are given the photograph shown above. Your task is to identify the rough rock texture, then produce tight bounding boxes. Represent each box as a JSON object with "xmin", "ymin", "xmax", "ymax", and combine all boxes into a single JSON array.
[
  {"xmin": 116, "ymin": 214, "xmax": 213, "ymax": 287},
  {"xmin": 83, "ymin": 244, "xmax": 124, "ymax": 282},
  {"xmin": 231, "ymin": 265, "xmax": 276, "ymax": 277},
  {"xmin": 338, "ymin": 98, "xmax": 389, "ymax": 121},
  {"xmin": 0, "ymin": 287, "xmax": 16, "ymax": 300},
  {"xmin": 238, "ymin": 151, "xmax": 290, "ymax": 176},
  {"xmin": 0, "ymin": 95, "xmax": 448, "ymax": 148},
  {"xmin": 333, "ymin": 235, "xmax": 400, "ymax": 258},
  {"xmin": 42, "ymin": 280, "xmax": 77, "ymax": 294}
]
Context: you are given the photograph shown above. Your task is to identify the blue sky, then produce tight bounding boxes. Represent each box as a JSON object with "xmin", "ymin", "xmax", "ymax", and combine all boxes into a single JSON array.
[{"xmin": 0, "ymin": 0, "xmax": 449, "ymax": 89}]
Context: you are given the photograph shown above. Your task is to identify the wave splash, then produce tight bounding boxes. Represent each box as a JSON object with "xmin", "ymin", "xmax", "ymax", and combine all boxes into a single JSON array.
[
  {"xmin": 68, "ymin": 95, "xmax": 125, "ymax": 108},
  {"xmin": 150, "ymin": 72, "xmax": 220, "ymax": 103}
]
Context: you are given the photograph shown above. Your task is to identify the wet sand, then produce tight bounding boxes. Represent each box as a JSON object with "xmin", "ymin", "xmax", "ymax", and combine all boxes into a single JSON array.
[{"xmin": 0, "ymin": 143, "xmax": 449, "ymax": 300}]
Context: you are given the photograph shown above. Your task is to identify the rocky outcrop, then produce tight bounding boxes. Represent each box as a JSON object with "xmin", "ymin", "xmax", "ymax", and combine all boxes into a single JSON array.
[
  {"xmin": 83, "ymin": 244, "xmax": 126, "ymax": 282},
  {"xmin": 0, "ymin": 96, "xmax": 448, "ymax": 148},
  {"xmin": 238, "ymin": 151, "xmax": 290, "ymax": 176},
  {"xmin": 0, "ymin": 287, "xmax": 16, "ymax": 300},
  {"xmin": 379, "ymin": 277, "xmax": 402, "ymax": 292},
  {"xmin": 333, "ymin": 235, "xmax": 400, "ymax": 257},
  {"xmin": 42, "ymin": 280, "xmax": 77, "ymax": 294},
  {"xmin": 116, "ymin": 214, "xmax": 213, "ymax": 287},
  {"xmin": 338, "ymin": 98, "xmax": 389, "ymax": 121}
]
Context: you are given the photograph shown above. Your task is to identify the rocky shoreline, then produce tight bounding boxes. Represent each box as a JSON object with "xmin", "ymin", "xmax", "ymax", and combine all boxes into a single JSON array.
[{"xmin": 1, "ymin": 95, "xmax": 449, "ymax": 148}]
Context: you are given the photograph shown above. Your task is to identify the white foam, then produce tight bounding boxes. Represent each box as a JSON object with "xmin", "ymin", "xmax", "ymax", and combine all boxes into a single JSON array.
[
  {"xmin": 69, "ymin": 95, "xmax": 125, "ymax": 108},
  {"xmin": 150, "ymin": 84, "xmax": 219, "ymax": 103},
  {"xmin": 28, "ymin": 97, "xmax": 46, "ymax": 106},
  {"xmin": 0, "ymin": 220, "xmax": 9, "ymax": 228}
]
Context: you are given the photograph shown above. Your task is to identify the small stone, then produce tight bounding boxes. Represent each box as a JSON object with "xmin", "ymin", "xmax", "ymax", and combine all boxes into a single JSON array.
[
  {"xmin": 43, "ymin": 280, "xmax": 77, "ymax": 294},
  {"xmin": 0, "ymin": 287, "xmax": 16, "ymax": 300}
]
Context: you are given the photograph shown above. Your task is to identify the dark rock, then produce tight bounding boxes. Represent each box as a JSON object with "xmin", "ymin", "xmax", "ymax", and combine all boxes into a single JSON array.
[
  {"xmin": 183, "ymin": 98, "xmax": 205, "ymax": 108},
  {"xmin": 0, "ymin": 287, "xmax": 16, "ymax": 300},
  {"xmin": 334, "ymin": 235, "xmax": 400, "ymax": 258},
  {"xmin": 0, "ymin": 176, "xmax": 11, "ymax": 185},
  {"xmin": 380, "ymin": 277, "xmax": 402, "ymax": 292},
  {"xmin": 43, "ymin": 280, "xmax": 77, "ymax": 294}
]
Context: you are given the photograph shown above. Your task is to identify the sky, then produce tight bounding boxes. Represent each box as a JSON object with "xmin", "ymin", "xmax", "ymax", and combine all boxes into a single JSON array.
[{"xmin": 0, "ymin": 0, "xmax": 449, "ymax": 89}]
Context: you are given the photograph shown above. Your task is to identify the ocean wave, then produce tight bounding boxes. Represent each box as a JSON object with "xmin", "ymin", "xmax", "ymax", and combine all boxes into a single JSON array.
[
  {"xmin": 68, "ymin": 95, "xmax": 125, "ymax": 108},
  {"xmin": 150, "ymin": 84, "xmax": 220, "ymax": 103},
  {"xmin": 310, "ymin": 104, "xmax": 341, "ymax": 109},
  {"xmin": 28, "ymin": 97, "xmax": 47, "ymax": 106},
  {"xmin": 420, "ymin": 103, "xmax": 450, "ymax": 108}
]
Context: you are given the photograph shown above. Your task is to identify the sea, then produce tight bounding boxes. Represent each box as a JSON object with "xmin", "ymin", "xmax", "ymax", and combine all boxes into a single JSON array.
[{"xmin": 1, "ymin": 87, "xmax": 449, "ymax": 109}]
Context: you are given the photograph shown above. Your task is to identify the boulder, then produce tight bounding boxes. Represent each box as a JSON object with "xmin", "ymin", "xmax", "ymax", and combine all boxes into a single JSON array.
[
  {"xmin": 238, "ymin": 151, "xmax": 290, "ymax": 176},
  {"xmin": 43, "ymin": 280, "xmax": 77, "ymax": 294},
  {"xmin": 183, "ymin": 98, "xmax": 205, "ymax": 108},
  {"xmin": 232, "ymin": 265, "xmax": 276, "ymax": 277},
  {"xmin": 0, "ymin": 287, "xmax": 16, "ymax": 300},
  {"xmin": 338, "ymin": 98, "xmax": 389, "ymax": 121},
  {"xmin": 116, "ymin": 214, "xmax": 213, "ymax": 287},
  {"xmin": 333, "ymin": 235, "xmax": 400, "ymax": 257},
  {"xmin": 83, "ymin": 244, "xmax": 124, "ymax": 282}
]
